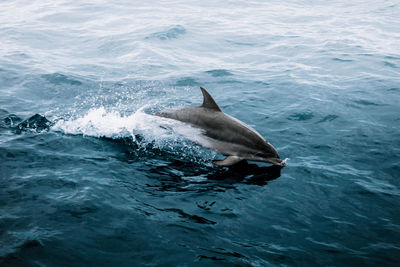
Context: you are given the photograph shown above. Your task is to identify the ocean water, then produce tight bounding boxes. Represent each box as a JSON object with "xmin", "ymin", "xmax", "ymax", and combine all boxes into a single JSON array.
[{"xmin": 1, "ymin": 0, "xmax": 400, "ymax": 265}]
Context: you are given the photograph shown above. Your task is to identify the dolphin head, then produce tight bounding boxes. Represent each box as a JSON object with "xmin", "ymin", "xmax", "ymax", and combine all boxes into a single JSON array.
[{"xmin": 253, "ymin": 142, "xmax": 287, "ymax": 167}]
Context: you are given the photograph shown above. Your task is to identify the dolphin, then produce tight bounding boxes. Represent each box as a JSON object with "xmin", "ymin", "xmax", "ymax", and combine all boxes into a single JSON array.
[{"xmin": 155, "ymin": 87, "xmax": 286, "ymax": 167}]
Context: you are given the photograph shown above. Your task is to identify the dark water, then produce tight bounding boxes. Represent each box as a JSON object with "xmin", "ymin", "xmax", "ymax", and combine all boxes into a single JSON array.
[{"xmin": 1, "ymin": 1, "xmax": 400, "ymax": 266}]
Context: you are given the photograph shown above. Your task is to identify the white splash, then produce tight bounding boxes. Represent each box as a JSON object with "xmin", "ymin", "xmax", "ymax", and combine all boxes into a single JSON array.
[
  {"xmin": 51, "ymin": 106, "xmax": 206, "ymax": 147},
  {"xmin": 282, "ymin": 158, "xmax": 290, "ymax": 166}
]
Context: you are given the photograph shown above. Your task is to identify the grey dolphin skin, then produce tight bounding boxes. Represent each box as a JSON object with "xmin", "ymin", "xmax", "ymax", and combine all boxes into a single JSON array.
[{"xmin": 155, "ymin": 87, "xmax": 286, "ymax": 167}]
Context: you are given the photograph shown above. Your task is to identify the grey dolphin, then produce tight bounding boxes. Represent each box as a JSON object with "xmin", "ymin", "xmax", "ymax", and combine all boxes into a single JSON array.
[{"xmin": 155, "ymin": 87, "xmax": 286, "ymax": 167}]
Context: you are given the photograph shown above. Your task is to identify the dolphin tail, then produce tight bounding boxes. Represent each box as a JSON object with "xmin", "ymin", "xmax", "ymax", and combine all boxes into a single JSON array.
[{"xmin": 212, "ymin": 156, "xmax": 245, "ymax": 166}]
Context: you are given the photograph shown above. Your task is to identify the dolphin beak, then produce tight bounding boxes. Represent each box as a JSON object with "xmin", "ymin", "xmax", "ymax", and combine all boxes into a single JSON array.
[{"xmin": 267, "ymin": 158, "xmax": 287, "ymax": 167}]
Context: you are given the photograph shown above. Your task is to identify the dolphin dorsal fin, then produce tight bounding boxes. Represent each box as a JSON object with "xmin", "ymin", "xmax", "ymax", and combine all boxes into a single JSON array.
[{"xmin": 200, "ymin": 87, "xmax": 221, "ymax": 111}]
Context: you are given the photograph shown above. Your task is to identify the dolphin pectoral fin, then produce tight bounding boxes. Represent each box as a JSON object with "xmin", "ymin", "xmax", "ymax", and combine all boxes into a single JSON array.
[{"xmin": 212, "ymin": 156, "xmax": 244, "ymax": 166}]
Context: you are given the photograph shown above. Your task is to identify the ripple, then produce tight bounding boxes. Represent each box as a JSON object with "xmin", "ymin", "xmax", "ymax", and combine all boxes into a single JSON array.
[
  {"xmin": 332, "ymin": 57, "xmax": 353, "ymax": 62},
  {"xmin": 317, "ymin": 114, "xmax": 339, "ymax": 123},
  {"xmin": 174, "ymin": 77, "xmax": 200, "ymax": 86},
  {"xmin": 355, "ymin": 178, "xmax": 400, "ymax": 197},
  {"xmin": 41, "ymin": 73, "xmax": 82, "ymax": 86},
  {"xmin": 15, "ymin": 114, "xmax": 52, "ymax": 133},
  {"xmin": 273, "ymin": 225, "xmax": 297, "ymax": 234},
  {"xmin": 200, "ymin": 247, "xmax": 245, "ymax": 259},
  {"xmin": 383, "ymin": 61, "xmax": 398, "ymax": 68},
  {"xmin": 205, "ymin": 69, "xmax": 233, "ymax": 77},
  {"xmin": 153, "ymin": 207, "xmax": 216, "ymax": 225},
  {"xmin": 306, "ymin": 237, "xmax": 342, "ymax": 253},
  {"xmin": 353, "ymin": 99, "xmax": 380, "ymax": 106},
  {"xmin": 2, "ymin": 113, "xmax": 22, "ymax": 128},
  {"xmin": 226, "ymin": 40, "xmax": 255, "ymax": 46},
  {"xmin": 288, "ymin": 112, "xmax": 314, "ymax": 121},
  {"xmin": 146, "ymin": 25, "xmax": 186, "ymax": 40}
]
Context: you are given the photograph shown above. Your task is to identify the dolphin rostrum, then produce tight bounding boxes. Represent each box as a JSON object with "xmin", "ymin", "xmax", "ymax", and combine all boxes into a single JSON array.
[{"xmin": 155, "ymin": 87, "xmax": 286, "ymax": 167}]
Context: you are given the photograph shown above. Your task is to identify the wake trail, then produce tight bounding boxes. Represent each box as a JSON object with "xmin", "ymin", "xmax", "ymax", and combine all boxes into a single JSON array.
[{"xmin": 51, "ymin": 106, "xmax": 208, "ymax": 150}]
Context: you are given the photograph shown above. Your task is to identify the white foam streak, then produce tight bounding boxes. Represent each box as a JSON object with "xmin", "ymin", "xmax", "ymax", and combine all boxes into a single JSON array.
[{"xmin": 51, "ymin": 106, "xmax": 205, "ymax": 146}]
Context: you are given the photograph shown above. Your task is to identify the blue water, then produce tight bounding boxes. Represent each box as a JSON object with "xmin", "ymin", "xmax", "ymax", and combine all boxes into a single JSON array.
[{"xmin": 1, "ymin": 0, "xmax": 400, "ymax": 265}]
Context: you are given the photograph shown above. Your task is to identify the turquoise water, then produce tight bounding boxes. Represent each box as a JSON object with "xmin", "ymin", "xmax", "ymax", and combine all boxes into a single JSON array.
[{"xmin": 1, "ymin": 0, "xmax": 400, "ymax": 265}]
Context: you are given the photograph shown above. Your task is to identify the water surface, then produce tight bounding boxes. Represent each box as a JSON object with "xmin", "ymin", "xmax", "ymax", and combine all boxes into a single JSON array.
[{"xmin": 1, "ymin": 0, "xmax": 400, "ymax": 266}]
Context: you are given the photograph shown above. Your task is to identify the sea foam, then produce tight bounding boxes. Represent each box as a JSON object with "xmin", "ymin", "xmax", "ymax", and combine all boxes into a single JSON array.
[{"xmin": 51, "ymin": 106, "xmax": 205, "ymax": 146}]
